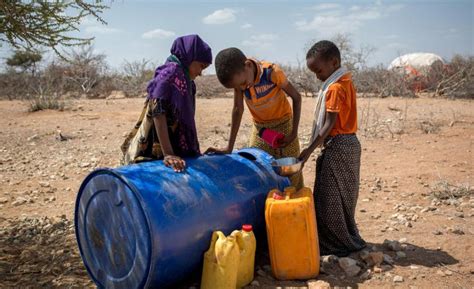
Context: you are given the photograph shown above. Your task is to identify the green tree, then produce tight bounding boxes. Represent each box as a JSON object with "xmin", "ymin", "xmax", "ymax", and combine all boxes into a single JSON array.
[
  {"xmin": 0, "ymin": 1, "xmax": 108, "ymax": 55},
  {"xmin": 6, "ymin": 50, "xmax": 42, "ymax": 74}
]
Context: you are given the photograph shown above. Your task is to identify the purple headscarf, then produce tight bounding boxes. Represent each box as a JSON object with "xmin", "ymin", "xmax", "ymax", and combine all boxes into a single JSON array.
[
  {"xmin": 170, "ymin": 34, "xmax": 212, "ymax": 67},
  {"xmin": 147, "ymin": 35, "xmax": 212, "ymax": 157}
]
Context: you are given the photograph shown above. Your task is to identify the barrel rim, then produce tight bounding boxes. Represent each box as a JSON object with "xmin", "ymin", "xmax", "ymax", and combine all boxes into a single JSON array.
[{"xmin": 74, "ymin": 167, "xmax": 154, "ymax": 288}]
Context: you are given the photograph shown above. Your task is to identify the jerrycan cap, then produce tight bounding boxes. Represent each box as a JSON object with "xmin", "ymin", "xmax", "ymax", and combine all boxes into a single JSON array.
[
  {"xmin": 242, "ymin": 224, "xmax": 253, "ymax": 232},
  {"xmin": 272, "ymin": 190, "xmax": 285, "ymax": 200}
]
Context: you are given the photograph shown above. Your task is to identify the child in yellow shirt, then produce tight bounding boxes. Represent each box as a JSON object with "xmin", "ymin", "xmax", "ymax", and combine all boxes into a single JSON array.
[{"xmin": 206, "ymin": 47, "xmax": 303, "ymax": 189}]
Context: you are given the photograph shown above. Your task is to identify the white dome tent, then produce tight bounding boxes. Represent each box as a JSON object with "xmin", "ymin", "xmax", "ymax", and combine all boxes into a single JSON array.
[{"xmin": 388, "ymin": 52, "xmax": 445, "ymax": 75}]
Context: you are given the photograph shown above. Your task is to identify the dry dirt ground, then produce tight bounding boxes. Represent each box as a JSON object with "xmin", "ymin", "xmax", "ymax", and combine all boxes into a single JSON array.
[{"xmin": 0, "ymin": 96, "xmax": 473, "ymax": 289}]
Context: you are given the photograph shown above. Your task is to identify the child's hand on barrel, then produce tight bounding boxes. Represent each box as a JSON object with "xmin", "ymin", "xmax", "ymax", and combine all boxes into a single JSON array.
[{"xmin": 164, "ymin": 155, "xmax": 186, "ymax": 172}]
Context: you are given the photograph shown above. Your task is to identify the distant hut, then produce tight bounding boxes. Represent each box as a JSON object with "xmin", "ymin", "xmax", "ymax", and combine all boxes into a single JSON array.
[{"xmin": 388, "ymin": 53, "xmax": 446, "ymax": 91}]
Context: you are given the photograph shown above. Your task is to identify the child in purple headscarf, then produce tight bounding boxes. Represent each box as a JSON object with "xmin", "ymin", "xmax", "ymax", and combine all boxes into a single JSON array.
[{"xmin": 146, "ymin": 34, "xmax": 212, "ymax": 172}]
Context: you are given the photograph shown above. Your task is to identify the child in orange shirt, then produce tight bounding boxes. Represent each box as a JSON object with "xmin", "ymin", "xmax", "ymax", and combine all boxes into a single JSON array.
[
  {"xmin": 206, "ymin": 47, "xmax": 303, "ymax": 189},
  {"xmin": 299, "ymin": 40, "xmax": 366, "ymax": 256}
]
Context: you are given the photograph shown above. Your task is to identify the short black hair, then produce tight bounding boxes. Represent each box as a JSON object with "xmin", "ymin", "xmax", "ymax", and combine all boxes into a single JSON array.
[
  {"xmin": 306, "ymin": 40, "xmax": 341, "ymax": 62},
  {"xmin": 215, "ymin": 47, "xmax": 247, "ymax": 87}
]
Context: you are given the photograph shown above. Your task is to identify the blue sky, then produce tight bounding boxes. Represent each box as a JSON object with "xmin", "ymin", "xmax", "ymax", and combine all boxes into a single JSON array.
[{"xmin": 1, "ymin": 0, "xmax": 473, "ymax": 73}]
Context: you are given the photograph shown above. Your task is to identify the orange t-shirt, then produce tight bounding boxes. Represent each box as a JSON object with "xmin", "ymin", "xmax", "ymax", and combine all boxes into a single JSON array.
[
  {"xmin": 243, "ymin": 59, "xmax": 292, "ymax": 123},
  {"xmin": 325, "ymin": 73, "xmax": 358, "ymax": 136}
]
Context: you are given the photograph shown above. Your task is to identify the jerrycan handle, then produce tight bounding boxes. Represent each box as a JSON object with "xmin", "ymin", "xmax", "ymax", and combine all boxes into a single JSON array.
[
  {"xmin": 208, "ymin": 231, "xmax": 224, "ymax": 253},
  {"xmin": 284, "ymin": 186, "xmax": 296, "ymax": 200},
  {"xmin": 231, "ymin": 230, "xmax": 245, "ymax": 250}
]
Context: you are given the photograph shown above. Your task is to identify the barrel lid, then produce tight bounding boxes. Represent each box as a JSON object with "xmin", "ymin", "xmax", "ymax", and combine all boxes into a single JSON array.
[
  {"xmin": 242, "ymin": 224, "xmax": 253, "ymax": 232},
  {"xmin": 75, "ymin": 170, "xmax": 152, "ymax": 289}
]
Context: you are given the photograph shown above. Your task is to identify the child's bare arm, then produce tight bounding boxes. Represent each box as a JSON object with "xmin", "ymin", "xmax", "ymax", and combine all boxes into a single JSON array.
[
  {"xmin": 280, "ymin": 81, "xmax": 302, "ymax": 147},
  {"xmin": 205, "ymin": 89, "xmax": 244, "ymax": 154},
  {"xmin": 299, "ymin": 111, "xmax": 337, "ymax": 165},
  {"xmin": 226, "ymin": 88, "xmax": 245, "ymax": 151}
]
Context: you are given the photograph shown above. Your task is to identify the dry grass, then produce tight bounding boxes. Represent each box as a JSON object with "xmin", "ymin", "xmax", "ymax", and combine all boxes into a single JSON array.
[
  {"xmin": 430, "ymin": 181, "xmax": 473, "ymax": 200},
  {"xmin": 28, "ymin": 95, "xmax": 66, "ymax": 112}
]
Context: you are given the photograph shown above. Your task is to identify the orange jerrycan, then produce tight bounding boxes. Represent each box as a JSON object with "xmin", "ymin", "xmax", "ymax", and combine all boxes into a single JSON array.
[
  {"xmin": 265, "ymin": 186, "xmax": 320, "ymax": 280},
  {"xmin": 231, "ymin": 225, "xmax": 257, "ymax": 288},
  {"xmin": 201, "ymin": 231, "xmax": 240, "ymax": 289}
]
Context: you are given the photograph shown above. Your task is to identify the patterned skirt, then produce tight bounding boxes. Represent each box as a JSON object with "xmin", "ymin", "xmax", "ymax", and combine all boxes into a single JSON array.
[
  {"xmin": 314, "ymin": 134, "xmax": 366, "ymax": 256},
  {"xmin": 249, "ymin": 117, "xmax": 304, "ymax": 190}
]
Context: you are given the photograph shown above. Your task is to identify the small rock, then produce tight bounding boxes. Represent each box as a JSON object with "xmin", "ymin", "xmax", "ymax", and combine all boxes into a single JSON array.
[
  {"xmin": 12, "ymin": 197, "xmax": 27, "ymax": 206},
  {"xmin": 396, "ymin": 251, "xmax": 407, "ymax": 259},
  {"xmin": 451, "ymin": 228, "xmax": 465, "ymax": 235},
  {"xmin": 79, "ymin": 162, "xmax": 91, "ymax": 168},
  {"xmin": 363, "ymin": 252, "xmax": 384, "ymax": 267},
  {"xmin": 360, "ymin": 269, "xmax": 372, "ymax": 280},
  {"xmin": 393, "ymin": 275, "xmax": 404, "ymax": 283},
  {"xmin": 455, "ymin": 212, "xmax": 464, "ymax": 218},
  {"xmin": 410, "ymin": 265, "xmax": 419, "ymax": 270},
  {"xmin": 436, "ymin": 270, "xmax": 446, "ymax": 277},
  {"xmin": 384, "ymin": 239, "xmax": 402, "ymax": 251},
  {"xmin": 381, "ymin": 265, "xmax": 393, "ymax": 272},
  {"xmin": 250, "ymin": 281, "xmax": 260, "ymax": 287},
  {"xmin": 374, "ymin": 266, "xmax": 382, "ymax": 274},
  {"xmin": 338, "ymin": 257, "xmax": 357, "ymax": 268},
  {"xmin": 322, "ymin": 255, "xmax": 339, "ymax": 264},
  {"xmin": 307, "ymin": 280, "xmax": 330, "ymax": 289},
  {"xmin": 39, "ymin": 181, "xmax": 50, "ymax": 187},
  {"xmin": 338, "ymin": 257, "xmax": 361, "ymax": 277},
  {"xmin": 399, "ymin": 237, "xmax": 408, "ymax": 243},
  {"xmin": 383, "ymin": 254, "xmax": 395, "ymax": 265},
  {"xmin": 257, "ymin": 269, "xmax": 266, "ymax": 277},
  {"xmin": 445, "ymin": 270, "xmax": 453, "ymax": 276},
  {"xmin": 371, "ymin": 213, "xmax": 382, "ymax": 219},
  {"xmin": 359, "ymin": 250, "xmax": 370, "ymax": 260},
  {"xmin": 27, "ymin": 134, "xmax": 39, "ymax": 141},
  {"xmin": 0, "ymin": 197, "xmax": 8, "ymax": 204},
  {"xmin": 432, "ymin": 229, "xmax": 443, "ymax": 235}
]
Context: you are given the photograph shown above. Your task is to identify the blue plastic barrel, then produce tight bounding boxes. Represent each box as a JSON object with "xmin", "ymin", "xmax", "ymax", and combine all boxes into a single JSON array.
[{"xmin": 74, "ymin": 148, "xmax": 289, "ymax": 288}]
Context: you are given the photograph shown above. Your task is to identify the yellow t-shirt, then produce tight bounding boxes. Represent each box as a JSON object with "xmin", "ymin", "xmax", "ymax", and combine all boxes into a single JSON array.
[{"xmin": 243, "ymin": 59, "xmax": 292, "ymax": 123}]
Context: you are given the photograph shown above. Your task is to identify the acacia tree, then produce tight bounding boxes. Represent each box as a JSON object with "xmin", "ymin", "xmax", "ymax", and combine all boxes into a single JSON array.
[
  {"xmin": 0, "ymin": 1, "xmax": 108, "ymax": 55},
  {"xmin": 6, "ymin": 50, "xmax": 42, "ymax": 75},
  {"xmin": 62, "ymin": 45, "xmax": 107, "ymax": 95}
]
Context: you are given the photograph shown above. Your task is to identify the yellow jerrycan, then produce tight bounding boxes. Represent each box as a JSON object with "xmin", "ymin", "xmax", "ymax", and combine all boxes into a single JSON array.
[
  {"xmin": 231, "ymin": 224, "xmax": 257, "ymax": 288},
  {"xmin": 201, "ymin": 231, "xmax": 240, "ymax": 289},
  {"xmin": 265, "ymin": 186, "xmax": 320, "ymax": 280}
]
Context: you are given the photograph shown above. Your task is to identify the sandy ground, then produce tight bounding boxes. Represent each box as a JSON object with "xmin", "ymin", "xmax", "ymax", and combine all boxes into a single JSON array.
[{"xmin": 0, "ymin": 96, "xmax": 473, "ymax": 288}]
